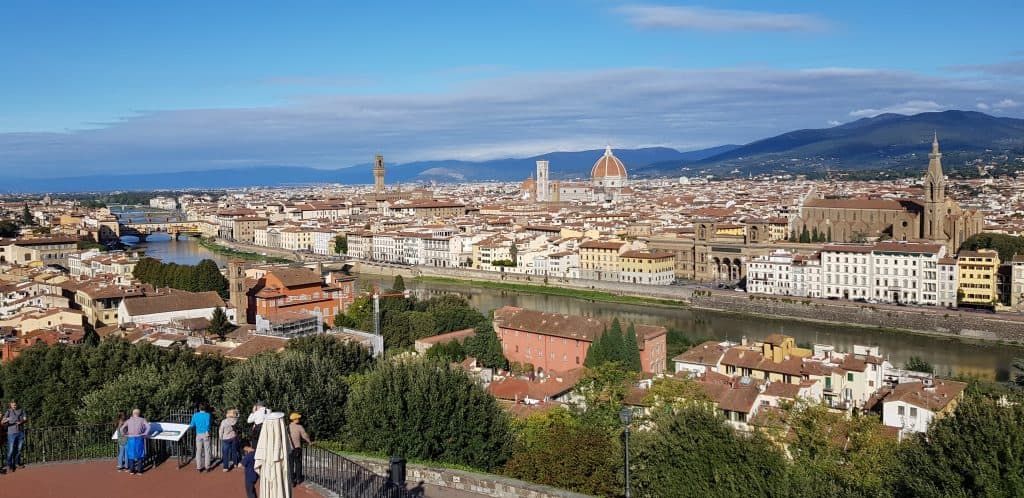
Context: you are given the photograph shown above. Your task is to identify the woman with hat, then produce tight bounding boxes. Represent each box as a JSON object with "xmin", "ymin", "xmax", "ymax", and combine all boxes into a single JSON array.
[{"xmin": 287, "ymin": 412, "xmax": 312, "ymax": 487}]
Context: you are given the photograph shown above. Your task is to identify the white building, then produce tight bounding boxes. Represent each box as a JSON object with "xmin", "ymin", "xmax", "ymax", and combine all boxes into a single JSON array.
[
  {"xmin": 746, "ymin": 250, "xmax": 821, "ymax": 297},
  {"xmin": 118, "ymin": 290, "xmax": 234, "ymax": 326},
  {"xmin": 881, "ymin": 378, "xmax": 967, "ymax": 433},
  {"xmin": 149, "ymin": 196, "xmax": 178, "ymax": 210},
  {"xmin": 821, "ymin": 244, "xmax": 873, "ymax": 300}
]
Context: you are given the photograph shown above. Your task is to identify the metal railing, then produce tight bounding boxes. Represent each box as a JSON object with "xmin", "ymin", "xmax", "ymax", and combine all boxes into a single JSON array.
[
  {"xmin": 303, "ymin": 446, "xmax": 415, "ymax": 498},
  {"xmin": 1, "ymin": 423, "xmax": 175, "ymax": 470}
]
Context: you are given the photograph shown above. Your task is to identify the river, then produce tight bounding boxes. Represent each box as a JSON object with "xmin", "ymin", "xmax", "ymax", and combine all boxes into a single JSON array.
[
  {"xmin": 116, "ymin": 235, "xmax": 1023, "ymax": 380},
  {"xmin": 361, "ymin": 275, "xmax": 1024, "ymax": 381},
  {"xmin": 121, "ymin": 234, "xmax": 229, "ymax": 267}
]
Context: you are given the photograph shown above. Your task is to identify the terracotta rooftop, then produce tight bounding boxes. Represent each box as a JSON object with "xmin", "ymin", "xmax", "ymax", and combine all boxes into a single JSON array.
[{"xmin": 123, "ymin": 291, "xmax": 225, "ymax": 317}]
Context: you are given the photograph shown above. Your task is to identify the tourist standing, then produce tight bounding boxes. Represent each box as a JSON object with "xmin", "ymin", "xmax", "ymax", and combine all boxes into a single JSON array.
[
  {"xmin": 120, "ymin": 408, "xmax": 150, "ymax": 476},
  {"xmin": 288, "ymin": 412, "xmax": 312, "ymax": 486},
  {"xmin": 188, "ymin": 403, "xmax": 213, "ymax": 472},
  {"xmin": 2, "ymin": 400, "xmax": 27, "ymax": 473},
  {"xmin": 115, "ymin": 412, "xmax": 129, "ymax": 471},
  {"xmin": 2, "ymin": 399, "xmax": 27, "ymax": 473},
  {"xmin": 241, "ymin": 441, "xmax": 259, "ymax": 498},
  {"xmin": 246, "ymin": 401, "xmax": 270, "ymax": 447},
  {"xmin": 219, "ymin": 408, "xmax": 240, "ymax": 472}
]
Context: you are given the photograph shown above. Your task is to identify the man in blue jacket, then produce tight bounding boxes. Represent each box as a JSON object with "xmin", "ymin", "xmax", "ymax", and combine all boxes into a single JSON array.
[{"xmin": 188, "ymin": 403, "xmax": 212, "ymax": 472}]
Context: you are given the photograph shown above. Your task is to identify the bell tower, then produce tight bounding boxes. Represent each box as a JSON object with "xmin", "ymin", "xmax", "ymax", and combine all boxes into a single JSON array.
[
  {"xmin": 373, "ymin": 154, "xmax": 386, "ymax": 194},
  {"xmin": 228, "ymin": 259, "xmax": 250, "ymax": 324},
  {"xmin": 923, "ymin": 133, "xmax": 946, "ymax": 241}
]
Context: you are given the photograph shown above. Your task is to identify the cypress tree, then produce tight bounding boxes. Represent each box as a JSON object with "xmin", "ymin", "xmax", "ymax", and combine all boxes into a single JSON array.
[
  {"xmin": 624, "ymin": 323, "xmax": 642, "ymax": 372},
  {"xmin": 799, "ymin": 226, "xmax": 810, "ymax": 243},
  {"xmin": 584, "ymin": 327, "xmax": 607, "ymax": 368},
  {"xmin": 609, "ymin": 318, "xmax": 626, "ymax": 363}
]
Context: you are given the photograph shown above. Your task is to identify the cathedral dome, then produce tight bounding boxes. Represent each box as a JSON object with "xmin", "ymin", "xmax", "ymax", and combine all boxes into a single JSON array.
[{"xmin": 591, "ymin": 146, "xmax": 627, "ymax": 180}]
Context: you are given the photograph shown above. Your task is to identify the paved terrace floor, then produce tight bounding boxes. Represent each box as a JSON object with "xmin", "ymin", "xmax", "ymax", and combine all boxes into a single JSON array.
[{"xmin": 0, "ymin": 460, "xmax": 486, "ymax": 498}]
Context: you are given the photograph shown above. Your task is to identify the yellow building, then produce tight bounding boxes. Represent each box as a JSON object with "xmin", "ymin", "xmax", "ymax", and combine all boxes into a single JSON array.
[
  {"xmin": 619, "ymin": 250, "xmax": 676, "ymax": 285},
  {"xmin": 957, "ymin": 249, "xmax": 1000, "ymax": 305},
  {"xmin": 579, "ymin": 240, "xmax": 627, "ymax": 281},
  {"xmin": 719, "ymin": 334, "xmax": 812, "ymax": 385}
]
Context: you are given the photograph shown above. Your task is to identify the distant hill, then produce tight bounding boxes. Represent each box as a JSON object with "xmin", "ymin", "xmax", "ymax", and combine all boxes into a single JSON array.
[
  {"xmin": 3, "ymin": 146, "xmax": 731, "ymax": 192},
  {"xmin": 673, "ymin": 110, "xmax": 1024, "ymax": 176}
]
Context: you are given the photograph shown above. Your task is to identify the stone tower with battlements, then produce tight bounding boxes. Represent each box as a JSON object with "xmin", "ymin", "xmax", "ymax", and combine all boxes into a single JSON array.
[{"xmin": 373, "ymin": 154, "xmax": 386, "ymax": 194}]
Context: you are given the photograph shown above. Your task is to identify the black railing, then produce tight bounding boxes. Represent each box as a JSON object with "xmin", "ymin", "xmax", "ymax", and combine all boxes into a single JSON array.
[
  {"xmin": 1, "ymin": 423, "xmax": 175, "ymax": 471},
  {"xmin": 303, "ymin": 446, "xmax": 415, "ymax": 498}
]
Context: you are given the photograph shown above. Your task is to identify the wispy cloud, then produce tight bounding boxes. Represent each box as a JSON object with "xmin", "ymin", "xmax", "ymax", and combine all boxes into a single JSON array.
[
  {"xmin": 618, "ymin": 5, "xmax": 829, "ymax": 33},
  {"xmin": 947, "ymin": 59, "xmax": 1024, "ymax": 76},
  {"xmin": 849, "ymin": 100, "xmax": 945, "ymax": 118},
  {"xmin": 2, "ymin": 65, "xmax": 1021, "ymax": 178}
]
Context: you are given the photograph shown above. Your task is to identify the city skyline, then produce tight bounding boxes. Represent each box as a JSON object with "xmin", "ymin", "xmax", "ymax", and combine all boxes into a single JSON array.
[{"xmin": 3, "ymin": 1, "xmax": 1024, "ymax": 178}]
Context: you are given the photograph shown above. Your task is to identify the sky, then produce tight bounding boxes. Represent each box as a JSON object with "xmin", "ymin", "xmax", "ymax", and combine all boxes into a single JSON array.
[{"xmin": 2, "ymin": 0, "xmax": 1024, "ymax": 178}]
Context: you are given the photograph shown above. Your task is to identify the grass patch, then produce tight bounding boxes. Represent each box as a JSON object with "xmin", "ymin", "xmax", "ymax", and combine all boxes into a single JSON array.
[
  {"xmin": 415, "ymin": 275, "xmax": 683, "ymax": 308},
  {"xmin": 198, "ymin": 237, "xmax": 293, "ymax": 263}
]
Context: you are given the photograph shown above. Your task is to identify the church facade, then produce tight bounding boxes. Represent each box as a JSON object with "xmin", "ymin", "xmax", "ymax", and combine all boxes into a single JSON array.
[{"xmin": 795, "ymin": 135, "xmax": 983, "ymax": 252}]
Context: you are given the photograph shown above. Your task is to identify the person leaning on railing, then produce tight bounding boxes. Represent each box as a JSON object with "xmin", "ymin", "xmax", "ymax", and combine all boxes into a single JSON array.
[
  {"xmin": 115, "ymin": 412, "xmax": 129, "ymax": 472},
  {"xmin": 219, "ymin": 408, "xmax": 240, "ymax": 472},
  {"xmin": 120, "ymin": 408, "xmax": 150, "ymax": 476}
]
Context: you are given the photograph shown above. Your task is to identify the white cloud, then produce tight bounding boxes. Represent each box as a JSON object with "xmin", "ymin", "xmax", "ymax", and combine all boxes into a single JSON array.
[
  {"xmin": 848, "ymin": 100, "xmax": 944, "ymax": 118},
  {"xmin": 827, "ymin": 120, "xmax": 842, "ymax": 126},
  {"xmin": 618, "ymin": 5, "xmax": 829, "ymax": 32},
  {"xmin": 993, "ymin": 98, "xmax": 1019, "ymax": 109},
  {"xmin": 976, "ymin": 102, "xmax": 991, "ymax": 110},
  {"xmin": 2, "ymin": 65, "xmax": 1022, "ymax": 178}
]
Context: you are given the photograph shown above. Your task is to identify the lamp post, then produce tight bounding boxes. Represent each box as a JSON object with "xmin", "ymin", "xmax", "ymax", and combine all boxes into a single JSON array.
[{"xmin": 619, "ymin": 406, "xmax": 632, "ymax": 498}]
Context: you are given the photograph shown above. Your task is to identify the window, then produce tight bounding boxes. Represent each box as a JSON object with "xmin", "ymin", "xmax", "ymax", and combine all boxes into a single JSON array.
[
  {"xmin": 847, "ymin": 372, "xmax": 853, "ymax": 381},
  {"xmin": 910, "ymin": 407, "xmax": 918, "ymax": 418}
]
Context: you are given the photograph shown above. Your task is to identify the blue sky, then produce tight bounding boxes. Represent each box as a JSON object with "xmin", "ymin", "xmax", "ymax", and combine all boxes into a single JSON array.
[{"xmin": 2, "ymin": 1, "xmax": 1024, "ymax": 177}]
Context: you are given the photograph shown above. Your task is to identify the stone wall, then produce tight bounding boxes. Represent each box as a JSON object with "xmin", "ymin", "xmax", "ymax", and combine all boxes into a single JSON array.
[
  {"xmin": 343, "ymin": 454, "xmax": 593, "ymax": 498},
  {"xmin": 690, "ymin": 291, "xmax": 1024, "ymax": 342},
  {"xmin": 355, "ymin": 262, "xmax": 695, "ymax": 301}
]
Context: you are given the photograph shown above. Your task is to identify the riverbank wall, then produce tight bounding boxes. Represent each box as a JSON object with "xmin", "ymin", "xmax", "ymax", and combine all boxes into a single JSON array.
[
  {"xmin": 355, "ymin": 261, "xmax": 1024, "ymax": 344},
  {"xmin": 688, "ymin": 292, "xmax": 1024, "ymax": 342},
  {"xmin": 355, "ymin": 262, "xmax": 695, "ymax": 301}
]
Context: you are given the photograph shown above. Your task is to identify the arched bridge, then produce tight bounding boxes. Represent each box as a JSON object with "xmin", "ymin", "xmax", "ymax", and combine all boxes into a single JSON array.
[{"xmin": 119, "ymin": 221, "xmax": 205, "ymax": 241}]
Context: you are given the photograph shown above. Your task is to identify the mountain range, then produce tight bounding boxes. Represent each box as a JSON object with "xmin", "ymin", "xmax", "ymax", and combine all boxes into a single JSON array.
[{"xmin": 5, "ymin": 110, "xmax": 1023, "ymax": 192}]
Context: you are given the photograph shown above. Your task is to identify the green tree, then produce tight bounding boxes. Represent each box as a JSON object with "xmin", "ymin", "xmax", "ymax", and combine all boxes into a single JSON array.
[
  {"xmin": 959, "ymin": 233, "xmax": 1024, "ymax": 262},
  {"xmin": 904, "ymin": 356, "xmax": 934, "ymax": 374},
  {"xmin": 623, "ymin": 323, "xmax": 642, "ymax": 372},
  {"xmin": 334, "ymin": 234, "xmax": 348, "ymax": 254},
  {"xmin": 583, "ymin": 327, "xmax": 607, "ymax": 368},
  {"xmin": 0, "ymin": 220, "xmax": 19, "ymax": 238},
  {"xmin": 345, "ymin": 358, "xmax": 512, "ymax": 470},
  {"xmin": 22, "ymin": 205, "xmax": 33, "ymax": 226},
  {"xmin": 572, "ymin": 362, "xmax": 635, "ymax": 429},
  {"xmin": 223, "ymin": 349, "xmax": 351, "ymax": 439},
  {"xmin": 1014, "ymin": 358, "xmax": 1024, "ymax": 388},
  {"xmin": 503, "ymin": 409, "xmax": 621, "ymax": 497},
  {"xmin": 286, "ymin": 334, "xmax": 374, "ymax": 376},
  {"xmin": 424, "ymin": 340, "xmax": 466, "ymax": 363},
  {"xmin": 464, "ymin": 324, "xmax": 508, "ymax": 370},
  {"xmin": 207, "ymin": 306, "xmax": 232, "ymax": 341},
  {"xmin": 895, "ymin": 394, "xmax": 1024, "ymax": 497},
  {"xmin": 390, "ymin": 274, "xmax": 406, "ymax": 293},
  {"xmin": 631, "ymin": 405, "xmax": 789, "ymax": 498},
  {"xmin": 799, "ymin": 226, "xmax": 811, "ymax": 243},
  {"xmin": 333, "ymin": 312, "xmax": 356, "ymax": 329},
  {"xmin": 509, "ymin": 243, "xmax": 518, "ymax": 267}
]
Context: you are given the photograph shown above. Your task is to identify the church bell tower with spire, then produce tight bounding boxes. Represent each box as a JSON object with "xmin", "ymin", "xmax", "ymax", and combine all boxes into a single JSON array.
[{"xmin": 923, "ymin": 133, "xmax": 946, "ymax": 241}]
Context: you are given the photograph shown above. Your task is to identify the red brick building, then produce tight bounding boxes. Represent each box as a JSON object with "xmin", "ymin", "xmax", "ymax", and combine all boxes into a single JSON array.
[
  {"xmin": 492, "ymin": 306, "xmax": 667, "ymax": 374},
  {"xmin": 249, "ymin": 268, "xmax": 356, "ymax": 324}
]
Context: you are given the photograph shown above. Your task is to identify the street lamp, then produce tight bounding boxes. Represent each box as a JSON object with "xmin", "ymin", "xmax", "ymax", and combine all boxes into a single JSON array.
[{"xmin": 619, "ymin": 406, "xmax": 633, "ymax": 498}]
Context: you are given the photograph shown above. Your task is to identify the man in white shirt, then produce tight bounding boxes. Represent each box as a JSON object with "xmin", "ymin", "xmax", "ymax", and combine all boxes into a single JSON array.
[{"xmin": 246, "ymin": 401, "xmax": 270, "ymax": 448}]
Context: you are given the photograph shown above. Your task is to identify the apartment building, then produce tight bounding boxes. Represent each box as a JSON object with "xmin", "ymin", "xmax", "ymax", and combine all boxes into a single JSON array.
[
  {"xmin": 578, "ymin": 240, "xmax": 628, "ymax": 281},
  {"xmin": 618, "ymin": 250, "xmax": 676, "ymax": 285},
  {"xmin": 957, "ymin": 249, "xmax": 1000, "ymax": 306}
]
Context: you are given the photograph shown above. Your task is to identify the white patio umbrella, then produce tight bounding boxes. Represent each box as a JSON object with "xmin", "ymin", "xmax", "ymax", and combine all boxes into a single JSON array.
[{"xmin": 256, "ymin": 411, "xmax": 293, "ymax": 498}]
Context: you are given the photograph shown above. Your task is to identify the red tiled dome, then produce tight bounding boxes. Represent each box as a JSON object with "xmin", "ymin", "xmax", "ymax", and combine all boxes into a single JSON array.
[{"xmin": 591, "ymin": 146, "xmax": 627, "ymax": 179}]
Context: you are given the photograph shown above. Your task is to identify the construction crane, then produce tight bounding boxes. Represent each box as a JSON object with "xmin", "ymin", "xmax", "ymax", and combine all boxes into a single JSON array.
[{"xmin": 365, "ymin": 287, "xmax": 411, "ymax": 337}]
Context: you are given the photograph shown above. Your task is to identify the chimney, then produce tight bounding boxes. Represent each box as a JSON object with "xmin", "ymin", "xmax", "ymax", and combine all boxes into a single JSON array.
[{"xmin": 741, "ymin": 336, "xmax": 748, "ymax": 346}]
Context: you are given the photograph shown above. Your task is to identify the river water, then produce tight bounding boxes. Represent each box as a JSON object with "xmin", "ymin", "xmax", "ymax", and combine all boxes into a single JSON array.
[
  {"xmin": 123, "ymin": 236, "xmax": 1023, "ymax": 380},
  {"xmin": 362, "ymin": 275, "xmax": 1024, "ymax": 381}
]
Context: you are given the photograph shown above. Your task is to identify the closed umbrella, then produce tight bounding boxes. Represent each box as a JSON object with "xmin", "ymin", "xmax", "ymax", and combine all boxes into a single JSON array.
[{"xmin": 256, "ymin": 412, "xmax": 292, "ymax": 498}]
